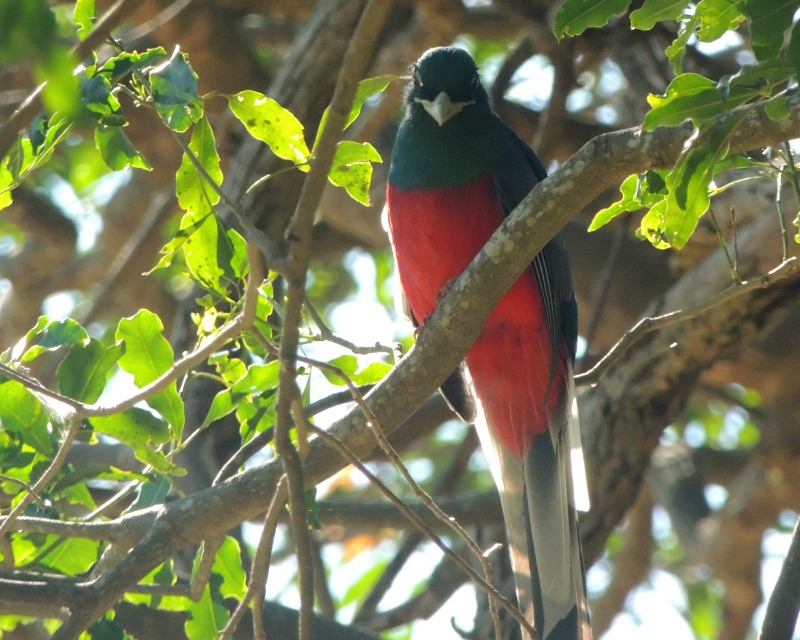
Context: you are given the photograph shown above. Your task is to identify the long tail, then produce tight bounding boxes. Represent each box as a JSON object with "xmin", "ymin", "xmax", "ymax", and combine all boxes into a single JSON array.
[{"xmin": 474, "ymin": 364, "xmax": 591, "ymax": 640}]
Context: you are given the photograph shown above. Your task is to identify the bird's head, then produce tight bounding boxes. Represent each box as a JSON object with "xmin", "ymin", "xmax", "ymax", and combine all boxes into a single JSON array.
[{"xmin": 407, "ymin": 47, "xmax": 488, "ymax": 127}]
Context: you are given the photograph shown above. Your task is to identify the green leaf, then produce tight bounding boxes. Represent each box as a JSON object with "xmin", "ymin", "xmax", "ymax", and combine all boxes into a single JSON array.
[
  {"xmin": 201, "ymin": 389, "xmax": 237, "ymax": 428},
  {"xmin": 18, "ymin": 317, "xmax": 88, "ymax": 364},
  {"xmin": 90, "ymin": 408, "xmax": 170, "ymax": 448},
  {"xmin": 186, "ymin": 553, "xmax": 229, "ymax": 640},
  {"xmin": 327, "ymin": 140, "xmax": 382, "ymax": 206},
  {"xmin": 630, "ymin": 0, "xmax": 690, "ymax": 30},
  {"xmin": 787, "ymin": 21, "xmax": 800, "ymax": 77},
  {"xmin": 645, "ymin": 73, "xmax": 717, "ymax": 128},
  {"xmin": 0, "ymin": 380, "xmax": 53, "ymax": 454},
  {"xmin": 228, "ymin": 90, "xmax": 310, "ymax": 166},
  {"xmin": 134, "ymin": 447, "xmax": 186, "ymax": 476},
  {"xmin": 96, "ymin": 125, "xmax": 152, "ymax": 171},
  {"xmin": 345, "ymin": 75, "xmax": 395, "ymax": 129},
  {"xmin": 662, "ymin": 113, "xmax": 744, "ymax": 248},
  {"xmin": 147, "ymin": 211, "xmax": 209, "ymax": 273},
  {"xmin": 340, "ymin": 557, "xmax": 389, "ymax": 607},
  {"xmin": 116, "ymin": 310, "xmax": 185, "ymax": 437},
  {"xmin": 73, "ymin": 0, "xmax": 95, "ymax": 40},
  {"xmin": 643, "ymin": 69, "xmax": 769, "ymax": 130},
  {"xmin": 116, "ymin": 311, "xmax": 174, "ymax": 385},
  {"xmin": 176, "ymin": 116, "xmax": 221, "ymax": 215},
  {"xmin": 741, "ymin": 0, "xmax": 796, "ymax": 61},
  {"xmin": 126, "ymin": 476, "xmax": 172, "ymax": 512},
  {"xmin": 321, "ymin": 354, "xmax": 391, "ymax": 386},
  {"xmin": 149, "ymin": 47, "xmax": 203, "ymax": 132},
  {"xmin": 231, "ymin": 361, "xmax": 280, "ymax": 395},
  {"xmin": 0, "ymin": 159, "xmax": 13, "ymax": 210},
  {"xmin": 639, "ymin": 199, "xmax": 671, "ymax": 249},
  {"xmin": 313, "ymin": 75, "xmax": 396, "ymax": 148},
  {"xmin": 37, "ymin": 47, "xmax": 82, "ymax": 119},
  {"xmin": 588, "ymin": 174, "xmax": 642, "ymax": 231},
  {"xmin": 213, "ymin": 537, "xmax": 246, "ymax": 600},
  {"xmin": 81, "ymin": 73, "xmax": 124, "ymax": 126},
  {"xmin": 764, "ymin": 94, "xmax": 790, "ymax": 121},
  {"xmin": 57, "ymin": 339, "xmax": 123, "ymax": 403},
  {"xmin": 96, "ymin": 47, "xmax": 167, "ymax": 84},
  {"xmin": 553, "ymin": 0, "xmax": 631, "ymax": 37},
  {"xmin": 665, "ymin": 15, "xmax": 698, "ymax": 73},
  {"xmin": 40, "ymin": 536, "xmax": 99, "ymax": 574},
  {"xmin": 183, "ymin": 214, "xmax": 234, "ymax": 294},
  {"xmin": 0, "ymin": 0, "xmax": 57, "ymax": 64},
  {"xmin": 695, "ymin": 0, "xmax": 746, "ymax": 42},
  {"xmin": 88, "ymin": 616, "xmax": 125, "ymax": 640}
]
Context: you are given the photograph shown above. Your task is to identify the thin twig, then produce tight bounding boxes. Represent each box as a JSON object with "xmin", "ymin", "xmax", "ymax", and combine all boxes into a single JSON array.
[
  {"xmin": 304, "ymin": 296, "xmax": 395, "ymax": 356},
  {"xmin": 308, "ymin": 423, "xmax": 535, "ymax": 638},
  {"xmin": 271, "ymin": 3, "xmax": 392, "ymax": 638},
  {"xmin": 219, "ymin": 476, "xmax": 287, "ymax": 640},
  {"xmin": 354, "ymin": 429, "xmax": 479, "ymax": 624},
  {"xmin": 708, "ymin": 207, "xmax": 740, "ymax": 283},
  {"xmin": 576, "ymin": 258, "xmax": 798, "ymax": 387}
]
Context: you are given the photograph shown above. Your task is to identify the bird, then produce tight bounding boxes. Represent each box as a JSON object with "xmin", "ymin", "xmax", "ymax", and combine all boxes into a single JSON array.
[{"xmin": 385, "ymin": 46, "xmax": 591, "ymax": 640}]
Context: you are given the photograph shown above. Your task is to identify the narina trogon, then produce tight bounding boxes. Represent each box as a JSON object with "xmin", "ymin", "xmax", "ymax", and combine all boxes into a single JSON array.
[{"xmin": 385, "ymin": 47, "xmax": 592, "ymax": 640}]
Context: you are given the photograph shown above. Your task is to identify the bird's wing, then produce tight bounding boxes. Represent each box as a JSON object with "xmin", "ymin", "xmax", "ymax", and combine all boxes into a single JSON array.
[{"xmin": 491, "ymin": 124, "xmax": 578, "ymax": 365}]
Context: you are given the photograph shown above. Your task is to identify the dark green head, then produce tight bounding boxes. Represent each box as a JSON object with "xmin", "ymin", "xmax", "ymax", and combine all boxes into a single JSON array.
[
  {"xmin": 406, "ymin": 47, "xmax": 489, "ymax": 124},
  {"xmin": 390, "ymin": 47, "xmax": 503, "ymax": 189}
]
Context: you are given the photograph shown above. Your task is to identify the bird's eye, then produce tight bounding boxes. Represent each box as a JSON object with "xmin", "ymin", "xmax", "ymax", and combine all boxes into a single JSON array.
[{"xmin": 412, "ymin": 66, "xmax": 423, "ymax": 89}]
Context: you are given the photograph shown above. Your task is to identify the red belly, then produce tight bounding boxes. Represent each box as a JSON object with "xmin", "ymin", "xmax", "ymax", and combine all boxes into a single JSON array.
[{"xmin": 386, "ymin": 175, "xmax": 564, "ymax": 456}]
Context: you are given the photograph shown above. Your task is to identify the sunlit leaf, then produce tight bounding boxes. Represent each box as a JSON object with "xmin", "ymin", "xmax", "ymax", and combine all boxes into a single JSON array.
[
  {"xmin": 213, "ymin": 537, "xmax": 246, "ymax": 600},
  {"xmin": 0, "ymin": 380, "xmax": 53, "ymax": 454},
  {"xmin": 19, "ymin": 317, "xmax": 87, "ymax": 364},
  {"xmin": 553, "ymin": 0, "xmax": 631, "ymax": 37},
  {"xmin": 0, "ymin": 159, "xmax": 13, "ymax": 210},
  {"xmin": 321, "ymin": 354, "xmax": 391, "ymax": 386},
  {"xmin": 40, "ymin": 537, "xmax": 99, "ymax": 574},
  {"xmin": 57, "ymin": 339, "xmax": 123, "ymax": 403},
  {"xmin": 588, "ymin": 174, "xmax": 641, "ymax": 231},
  {"xmin": 662, "ymin": 112, "xmax": 744, "ymax": 248},
  {"xmin": 176, "ymin": 116, "xmax": 221, "ymax": 215},
  {"xmin": 73, "ymin": 0, "xmax": 95, "ymax": 40},
  {"xmin": 201, "ymin": 389, "xmax": 236, "ymax": 428},
  {"xmin": 186, "ymin": 548, "xmax": 229, "ymax": 639},
  {"xmin": 91, "ymin": 408, "xmax": 170, "ymax": 448},
  {"xmin": 135, "ymin": 447, "xmax": 186, "ymax": 476},
  {"xmin": 96, "ymin": 47, "xmax": 167, "ymax": 84},
  {"xmin": 694, "ymin": 0, "xmax": 746, "ymax": 42},
  {"xmin": 228, "ymin": 90, "xmax": 310, "ymax": 166},
  {"xmin": 116, "ymin": 310, "xmax": 185, "ymax": 437},
  {"xmin": 327, "ymin": 140, "xmax": 382, "ymax": 206},
  {"xmin": 630, "ymin": 0, "xmax": 690, "ymax": 31},
  {"xmin": 314, "ymin": 75, "xmax": 396, "ymax": 148},
  {"xmin": 231, "ymin": 361, "xmax": 280, "ymax": 395}
]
